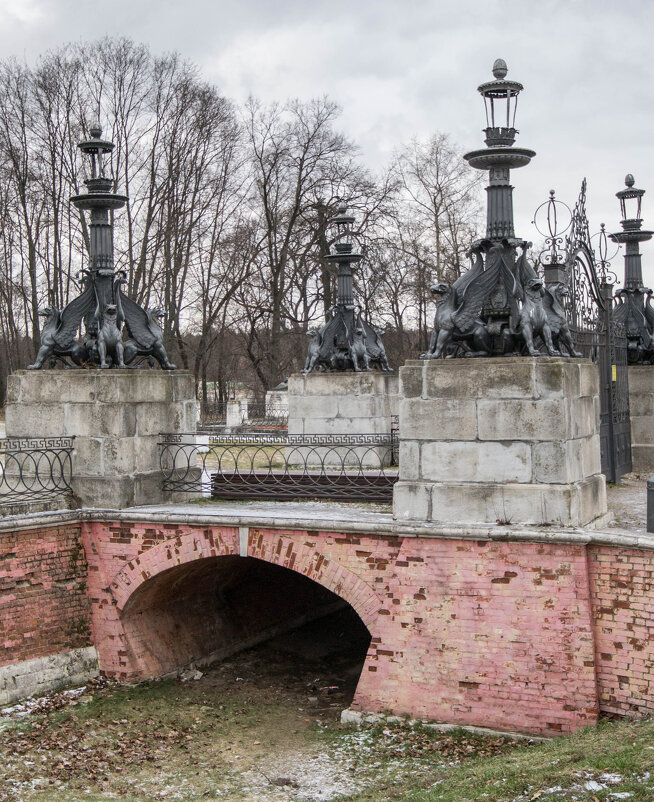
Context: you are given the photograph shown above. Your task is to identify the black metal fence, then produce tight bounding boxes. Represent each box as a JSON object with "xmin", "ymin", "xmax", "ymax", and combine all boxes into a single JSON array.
[
  {"xmin": 160, "ymin": 431, "xmax": 398, "ymax": 502},
  {"xmin": 199, "ymin": 401, "xmax": 227, "ymax": 426},
  {"xmin": 0, "ymin": 437, "xmax": 74, "ymax": 505}
]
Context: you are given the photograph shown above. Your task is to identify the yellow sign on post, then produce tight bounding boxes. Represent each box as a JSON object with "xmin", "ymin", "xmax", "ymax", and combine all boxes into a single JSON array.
[{"xmin": 612, "ymin": 365, "xmax": 617, "ymax": 382}]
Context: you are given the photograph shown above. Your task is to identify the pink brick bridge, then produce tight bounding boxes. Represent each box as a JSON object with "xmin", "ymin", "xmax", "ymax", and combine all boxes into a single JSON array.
[
  {"xmin": 79, "ymin": 502, "xmax": 654, "ymax": 737},
  {"xmin": 3, "ymin": 503, "xmax": 654, "ymax": 737}
]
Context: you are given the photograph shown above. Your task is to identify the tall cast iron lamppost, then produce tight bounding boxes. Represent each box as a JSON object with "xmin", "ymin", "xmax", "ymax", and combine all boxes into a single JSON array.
[
  {"xmin": 422, "ymin": 59, "xmax": 565, "ymax": 359},
  {"xmin": 28, "ymin": 123, "xmax": 175, "ymax": 370},
  {"xmin": 610, "ymin": 175, "xmax": 654, "ymax": 364},
  {"xmin": 302, "ymin": 205, "xmax": 390, "ymax": 372}
]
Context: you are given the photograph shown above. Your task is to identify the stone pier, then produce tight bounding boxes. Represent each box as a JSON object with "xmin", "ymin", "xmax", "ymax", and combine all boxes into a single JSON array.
[
  {"xmin": 629, "ymin": 365, "xmax": 654, "ymax": 472},
  {"xmin": 5, "ymin": 370, "xmax": 197, "ymax": 508},
  {"xmin": 393, "ymin": 357, "xmax": 607, "ymax": 527}
]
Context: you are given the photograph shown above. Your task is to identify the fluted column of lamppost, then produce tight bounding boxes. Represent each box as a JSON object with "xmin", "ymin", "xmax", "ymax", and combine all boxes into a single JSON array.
[
  {"xmin": 70, "ymin": 123, "xmax": 128, "ymax": 312},
  {"xmin": 463, "ymin": 59, "xmax": 535, "ymax": 242},
  {"xmin": 326, "ymin": 205, "xmax": 363, "ymax": 308}
]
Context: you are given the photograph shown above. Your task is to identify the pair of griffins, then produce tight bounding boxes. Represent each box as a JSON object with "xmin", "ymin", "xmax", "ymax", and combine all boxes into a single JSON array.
[
  {"xmin": 27, "ymin": 275, "xmax": 175, "ymax": 370},
  {"xmin": 421, "ymin": 239, "xmax": 581, "ymax": 360},
  {"xmin": 303, "ymin": 316, "xmax": 391, "ymax": 373}
]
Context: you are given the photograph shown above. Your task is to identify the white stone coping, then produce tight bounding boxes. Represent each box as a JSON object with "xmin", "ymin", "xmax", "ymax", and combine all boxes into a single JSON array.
[{"xmin": 0, "ymin": 501, "xmax": 653, "ymax": 551}]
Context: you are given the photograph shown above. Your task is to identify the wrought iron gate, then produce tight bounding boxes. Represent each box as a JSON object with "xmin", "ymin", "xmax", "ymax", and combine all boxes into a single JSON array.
[{"xmin": 562, "ymin": 180, "xmax": 632, "ymax": 483}]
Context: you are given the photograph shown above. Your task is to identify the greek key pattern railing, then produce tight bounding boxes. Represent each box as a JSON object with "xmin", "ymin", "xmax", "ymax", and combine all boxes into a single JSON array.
[
  {"xmin": 0, "ymin": 437, "xmax": 75, "ymax": 504},
  {"xmin": 160, "ymin": 430, "xmax": 398, "ymax": 502}
]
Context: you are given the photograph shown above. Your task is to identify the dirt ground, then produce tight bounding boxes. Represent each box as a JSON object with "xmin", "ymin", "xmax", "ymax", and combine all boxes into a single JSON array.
[{"xmin": 0, "ymin": 610, "xmax": 525, "ymax": 802}]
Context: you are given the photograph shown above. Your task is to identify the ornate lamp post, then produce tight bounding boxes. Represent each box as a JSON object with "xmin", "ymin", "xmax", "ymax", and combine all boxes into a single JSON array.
[
  {"xmin": 302, "ymin": 205, "xmax": 390, "ymax": 372},
  {"xmin": 610, "ymin": 175, "xmax": 654, "ymax": 363},
  {"xmin": 27, "ymin": 123, "xmax": 175, "ymax": 370},
  {"xmin": 421, "ymin": 59, "xmax": 573, "ymax": 360},
  {"xmin": 464, "ymin": 58, "xmax": 535, "ymax": 242}
]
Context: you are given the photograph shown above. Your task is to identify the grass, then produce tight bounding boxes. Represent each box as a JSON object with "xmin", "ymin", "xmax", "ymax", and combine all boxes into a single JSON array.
[
  {"xmin": 2, "ymin": 663, "xmax": 654, "ymax": 801},
  {"xmin": 342, "ymin": 716, "xmax": 654, "ymax": 801}
]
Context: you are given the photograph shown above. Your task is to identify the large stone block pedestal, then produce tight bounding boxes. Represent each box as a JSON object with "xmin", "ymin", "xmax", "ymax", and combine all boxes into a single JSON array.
[
  {"xmin": 629, "ymin": 366, "xmax": 654, "ymax": 473},
  {"xmin": 5, "ymin": 370, "xmax": 197, "ymax": 508},
  {"xmin": 287, "ymin": 372, "xmax": 398, "ymax": 466},
  {"xmin": 393, "ymin": 357, "xmax": 607, "ymax": 527}
]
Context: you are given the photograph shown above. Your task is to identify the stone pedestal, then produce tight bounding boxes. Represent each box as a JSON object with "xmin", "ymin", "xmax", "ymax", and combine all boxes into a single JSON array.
[
  {"xmin": 5, "ymin": 370, "xmax": 198, "ymax": 508},
  {"xmin": 393, "ymin": 357, "xmax": 607, "ymax": 527},
  {"xmin": 628, "ymin": 366, "xmax": 654, "ymax": 473},
  {"xmin": 287, "ymin": 372, "xmax": 398, "ymax": 466}
]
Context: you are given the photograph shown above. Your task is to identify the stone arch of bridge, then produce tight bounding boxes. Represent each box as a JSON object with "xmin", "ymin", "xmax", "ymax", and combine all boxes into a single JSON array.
[{"xmin": 109, "ymin": 528, "xmax": 381, "ymax": 630}]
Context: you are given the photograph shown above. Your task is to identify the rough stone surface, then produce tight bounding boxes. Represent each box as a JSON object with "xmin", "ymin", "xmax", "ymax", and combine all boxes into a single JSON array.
[
  {"xmin": 5, "ymin": 370, "xmax": 197, "ymax": 508},
  {"xmin": 0, "ymin": 647, "xmax": 99, "ymax": 706},
  {"xmin": 394, "ymin": 357, "xmax": 606, "ymax": 526},
  {"xmin": 629, "ymin": 366, "xmax": 654, "ymax": 472},
  {"xmin": 287, "ymin": 372, "xmax": 398, "ymax": 466}
]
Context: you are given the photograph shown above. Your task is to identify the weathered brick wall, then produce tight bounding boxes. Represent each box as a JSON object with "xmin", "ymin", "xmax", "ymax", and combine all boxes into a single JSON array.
[
  {"xmin": 588, "ymin": 545, "xmax": 654, "ymax": 717},
  {"xmin": 83, "ymin": 520, "xmax": 599, "ymax": 736},
  {"xmin": 6, "ymin": 515, "xmax": 654, "ymax": 737},
  {"xmin": 0, "ymin": 523, "xmax": 92, "ymax": 666}
]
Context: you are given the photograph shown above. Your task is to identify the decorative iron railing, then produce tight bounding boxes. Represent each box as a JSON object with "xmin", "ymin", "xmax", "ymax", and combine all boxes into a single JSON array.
[
  {"xmin": 0, "ymin": 437, "xmax": 74, "ymax": 505},
  {"xmin": 160, "ymin": 430, "xmax": 398, "ymax": 502},
  {"xmin": 199, "ymin": 401, "xmax": 228, "ymax": 426}
]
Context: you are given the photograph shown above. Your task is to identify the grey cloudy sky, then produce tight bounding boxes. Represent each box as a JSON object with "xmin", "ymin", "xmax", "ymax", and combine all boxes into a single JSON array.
[{"xmin": 1, "ymin": 0, "xmax": 653, "ymax": 285}]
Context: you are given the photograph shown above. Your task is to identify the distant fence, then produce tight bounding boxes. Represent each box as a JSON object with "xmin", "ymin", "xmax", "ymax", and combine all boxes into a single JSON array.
[
  {"xmin": 0, "ymin": 437, "xmax": 74, "ymax": 505},
  {"xmin": 199, "ymin": 401, "xmax": 288, "ymax": 431},
  {"xmin": 160, "ymin": 430, "xmax": 398, "ymax": 502}
]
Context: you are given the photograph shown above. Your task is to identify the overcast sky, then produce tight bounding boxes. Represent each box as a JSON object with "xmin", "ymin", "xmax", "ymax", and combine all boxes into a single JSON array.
[{"xmin": 1, "ymin": 0, "xmax": 653, "ymax": 286}]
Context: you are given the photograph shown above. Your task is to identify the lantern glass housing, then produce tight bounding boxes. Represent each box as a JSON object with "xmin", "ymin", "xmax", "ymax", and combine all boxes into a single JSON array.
[
  {"xmin": 331, "ymin": 205, "xmax": 356, "ymax": 252},
  {"xmin": 617, "ymin": 174, "xmax": 644, "ymax": 224},
  {"xmin": 477, "ymin": 59, "xmax": 524, "ymax": 148}
]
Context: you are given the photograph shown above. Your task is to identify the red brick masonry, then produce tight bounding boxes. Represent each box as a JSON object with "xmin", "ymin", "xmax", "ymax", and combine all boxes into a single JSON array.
[
  {"xmin": 3, "ymin": 515, "xmax": 654, "ymax": 737},
  {"xmin": 0, "ymin": 522, "xmax": 91, "ymax": 666}
]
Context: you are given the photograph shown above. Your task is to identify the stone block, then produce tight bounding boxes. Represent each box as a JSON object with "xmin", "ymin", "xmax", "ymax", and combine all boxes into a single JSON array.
[
  {"xmin": 134, "ymin": 403, "xmax": 174, "ymax": 435},
  {"xmin": 580, "ymin": 435, "xmax": 602, "ymax": 477},
  {"xmin": 400, "ymin": 397, "xmax": 477, "ymax": 441},
  {"xmin": 430, "ymin": 482, "xmax": 570, "ymax": 525},
  {"xmin": 392, "ymin": 481, "xmax": 431, "ymax": 521},
  {"xmin": 425, "ymin": 358, "xmax": 537, "ymax": 399},
  {"xmin": 577, "ymin": 474, "xmax": 607, "ymax": 526},
  {"xmin": 337, "ymin": 395, "xmax": 376, "ymax": 419},
  {"xmin": 631, "ymin": 417, "xmax": 654, "ymax": 446},
  {"xmin": 63, "ymin": 402, "xmax": 137, "ymax": 438},
  {"xmin": 287, "ymin": 418, "xmax": 304, "ymax": 436},
  {"xmin": 532, "ymin": 441, "xmax": 573, "ymax": 484},
  {"xmin": 72, "ymin": 437, "xmax": 104, "ymax": 476},
  {"xmin": 631, "ymin": 444, "xmax": 654, "ymax": 473},
  {"xmin": 398, "ymin": 441, "xmax": 420, "ymax": 481},
  {"xmin": 579, "ymin": 361, "xmax": 600, "ymax": 398},
  {"xmin": 569, "ymin": 397, "xmax": 596, "ymax": 439},
  {"xmin": 289, "ymin": 395, "xmax": 339, "ymax": 420},
  {"xmin": 630, "ymin": 394, "xmax": 654, "ymax": 417},
  {"xmin": 534, "ymin": 358, "xmax": 580, "ymax": 399},
  {"xmin": 628, "ymin": 365, "xmax": 654, "ymax": 395},
  {"xmin": 477, "ymin": 399, "xmax": 568, "ymax": 441},
  {"xmin": 5, "ymin": 403, "xmax": 65, "ymax": 437},
  {"xmin": 399, "ymin": 364, "xmax": 423, "ymax": 398},
  {"xmin": 421, "ymin": 441, "xmax": 531, "ymax": 483}
]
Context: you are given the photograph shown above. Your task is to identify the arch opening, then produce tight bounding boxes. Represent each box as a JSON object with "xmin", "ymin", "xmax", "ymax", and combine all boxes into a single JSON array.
[{"xmin": 118, "ymin": 555, "xmax": 372, "ymax": 703}]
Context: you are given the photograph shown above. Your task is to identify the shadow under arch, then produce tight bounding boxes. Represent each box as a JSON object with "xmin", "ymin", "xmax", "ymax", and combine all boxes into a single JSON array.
[{"xmin": 114, "ymin": 552, "xmax": 376, "ymax": 682}]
